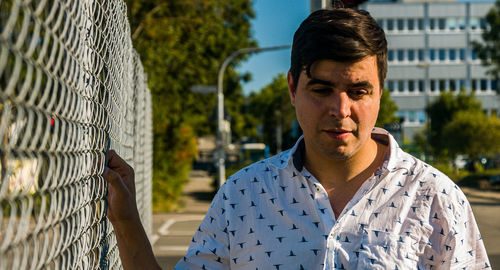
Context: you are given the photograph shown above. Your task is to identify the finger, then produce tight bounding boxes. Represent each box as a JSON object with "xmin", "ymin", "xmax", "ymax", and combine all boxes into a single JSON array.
[
  {"xmin": 103, "ymin": 167, "xmax": 128, "ymax": 194},
  {"xmin": 106, "ymin": 149, "xmax": 130, "ymax": 170},
  {"xmin": 105, "ymin": 150, "xmax": 136, "ymax": 195}
]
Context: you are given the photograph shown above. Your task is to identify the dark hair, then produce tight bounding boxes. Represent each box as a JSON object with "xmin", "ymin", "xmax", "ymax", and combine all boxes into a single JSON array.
[{"xmin": 290, "ymin": 8, "xmax": 387, "ymax": 89}]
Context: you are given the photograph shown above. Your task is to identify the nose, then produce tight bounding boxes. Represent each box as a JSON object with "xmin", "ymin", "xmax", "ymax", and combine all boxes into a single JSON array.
[{"xmin": 328, "ymin": 92, "xmax": 351, "ymax": 119}]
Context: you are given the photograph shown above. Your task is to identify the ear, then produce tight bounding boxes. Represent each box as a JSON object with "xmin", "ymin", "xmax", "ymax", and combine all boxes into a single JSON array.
[{"xmin": 287, "ymin": 71, "xmax": 296, "ymax": 107}]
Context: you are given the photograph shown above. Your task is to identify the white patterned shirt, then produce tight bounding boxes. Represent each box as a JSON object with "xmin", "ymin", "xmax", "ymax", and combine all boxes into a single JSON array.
[{"xmin": 176, "ymin": 128, "xmax": 491, "ymax": 269}]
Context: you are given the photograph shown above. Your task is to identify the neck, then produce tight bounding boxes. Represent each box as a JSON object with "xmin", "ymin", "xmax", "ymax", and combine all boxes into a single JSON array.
[{"xmin": 303, "ymin": 138, "xmax": 386, "ymax": 189}]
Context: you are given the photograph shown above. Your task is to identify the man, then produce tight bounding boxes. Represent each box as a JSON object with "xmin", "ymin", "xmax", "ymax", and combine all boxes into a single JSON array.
[{"xmin": 105, "ymin": 8, "xmax": 490, "ymax": 269}]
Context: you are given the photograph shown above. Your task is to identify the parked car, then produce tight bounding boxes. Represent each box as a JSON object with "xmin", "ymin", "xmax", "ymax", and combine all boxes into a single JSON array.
[
  {"xmin": 240, "ymin": 143, "xmax": 269, "ymax": 164},
  {"xmin": 489, "ymin": 174, "xmax": 500, "ymax": 187}
]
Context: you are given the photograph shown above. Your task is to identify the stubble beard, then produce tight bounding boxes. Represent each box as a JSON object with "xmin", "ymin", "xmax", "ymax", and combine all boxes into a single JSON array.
[{"xmin": 314, "ymin": 129, "xmax": 360, "ymax": 161}]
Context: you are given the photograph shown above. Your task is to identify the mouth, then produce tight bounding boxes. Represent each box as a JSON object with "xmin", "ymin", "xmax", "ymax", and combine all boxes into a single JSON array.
[{"xmin": 323, "ymin": 129, "xmax": 352, "ymax": 140}]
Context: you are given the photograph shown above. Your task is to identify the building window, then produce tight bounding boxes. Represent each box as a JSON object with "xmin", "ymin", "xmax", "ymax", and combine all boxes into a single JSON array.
[
  {"xmin": 418, "ymin": 49, "xmax": 424, "ymax": 61},
  {"xmin": 377, "ymin": 19, "xmax": 383, "ymax": 28},
  {"xmin": 397, "ymin": 110, "xmax": 405, "ymax": 122},
  {"xmin": 387, "ymin": 19, "xmax": 394, "ymax": 31},
  {"xmin": 408, "ymin": 50, "xmax": 415, "ymax": 61},
  {"xmin": 431, "ymin": 79, "xmax": 436, "ymax": 92},
  {"xmin": 397, "ymin": 19, "xmax": 404, "ymax": 31},
  {"xmin": 408, "ymin": 19, "xmax": 415, "ymax": 31},
  {"xmin": 439, "ymin": 80, "xmax": 446, "ymax": 92},
  {"xmin": 459, "ymin": 49, "xmax": 466, "ymax": 61},
  {"xmin": 419, "ymin": 80, "xmax": 425, "ymax": 92},
  {"xmin": 398, "ymin": 80, "xmax": 405, "ymax": 92},
  {"xmin": 388, "ymin": 50, "xmax": 394, "ymax": 62},
  {"xmin": 458, "ymin": 18, "xmax": 466, "ymax": 30},
  {"xmin": 430, "ymin": 18, "xmax": 436, "ymax": 30},
  {"xmin": 472, "ymin": 79, "xmax": 477, "ymax": 91},
  {"xmin": 418, "ymin": 18, "xmax": 424, "ymax": 30},
  {"xmin": 409, "ymin": 80, "xmax": 415, "ymax": 92},
  {"xmin": 397, "ymin": 49, "xmax": 404, "ymax": 62},
  {"xmin": 471, "ymin": 50, "xmax": 478, "ymax": 60},
  {"xmin": 430, "ymin": 50, "xmax": 436, "ymax": 61},
  {"xmin": 481, "ymin": 79, "xmax": 488, "ymax": 91},
  {"xmin": 438, "ymin": 18, "xmax": 446, "ymax": 30},
  {"xmin": 447, "ymin": 18, "xmax": 457, "ymax": 31},
  {"xmin": 470, "ymin": 17, "xmax": 479, "ymax": 30},
  {"xmin": 492, "ymin": 80, "xmax": 498, "ymax": 91},
  {"xmin": 387, "ymin": 80, "xmax": 394, "ymax": 92},
  {"xmin": 418, "ymin": 110, "xmax": 426, "ymax": 123},
  {"xmin": 480, "ymin": 18, "xmax": 488, "ymax": 30},
  {"xmin": 439, "ymin": 49, "xmax": 446, "ymax": 61},
  {"xmin": 408, "ymin": 110, "xmax": 417, "ymax": 123},
  {"xmin": 449, "ymin": 49, "xmax": 456, "ymax": 61},
  {"xmin": 450, "ymin": 80, "xmax": 457, "ymax": 92},
  {"xmin": 459, "ymin": 80, "xmax": 466, "ymax": 90}
]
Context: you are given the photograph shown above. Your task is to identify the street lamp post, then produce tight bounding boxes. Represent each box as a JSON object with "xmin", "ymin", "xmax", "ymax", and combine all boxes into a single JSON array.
[{"xmin": 215, "ymin": 45, "xmax": 291, "ymax": 188}]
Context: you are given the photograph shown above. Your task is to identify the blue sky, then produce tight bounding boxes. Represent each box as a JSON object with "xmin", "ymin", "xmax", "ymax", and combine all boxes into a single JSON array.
[{"xmin": 237, "ymin": 0, "xmax": 310, "ymax": 95}]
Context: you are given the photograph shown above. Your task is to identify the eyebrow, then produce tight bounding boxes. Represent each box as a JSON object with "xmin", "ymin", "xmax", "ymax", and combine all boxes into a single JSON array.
[
  {"xmin": 306, "ymin": 78, "xmax": 336, "ymax": 87},
  {"xmin": 306, "ymin": 78, "xmax": 374, "ymax": 90}
]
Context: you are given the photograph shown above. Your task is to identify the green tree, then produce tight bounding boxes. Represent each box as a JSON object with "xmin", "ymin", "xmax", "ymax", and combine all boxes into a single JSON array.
[
  {"xmin": 247, "ymin": 74, "xmax": 297, "ymax": 153},
  {"xmin": 472, "ymin": 0, "xmax": 500, "ymax": 91},
  {"xmin": 124, "ymin": 0, "xmax": 256, "ymax": 210},
  {"xmin": 376, "ymin": 90, "xmax": 399, "ymax": 127},
  {"xmin": 426, "ymin": 91, "xmax": 483, "ymax": 159},
  {"xmin": 443, "ymin": 111, "xmax": 500, "ymax": 161}
]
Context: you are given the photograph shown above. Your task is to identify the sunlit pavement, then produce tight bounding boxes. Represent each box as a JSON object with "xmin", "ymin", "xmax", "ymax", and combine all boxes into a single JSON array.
[
  {"xmin": 468, "ymin": 196, "xmax": 500, "ymax": 269},
  {"xmin": 151, "ymin": 172, "xmax": 500, "ymax": 270},
  {"xmin": 152, "ymin": 171, "xmax": 213, "ymax": 269}
]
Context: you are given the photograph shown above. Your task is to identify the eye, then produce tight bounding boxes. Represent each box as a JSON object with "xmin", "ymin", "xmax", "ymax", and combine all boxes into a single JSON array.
[
  {"xmin": 311, "ymin": 88, "xmax": 331, "ymax": 95},
  {"xmin": 348, "ymin": 89, "xmax": 369, "ymax": 99}
]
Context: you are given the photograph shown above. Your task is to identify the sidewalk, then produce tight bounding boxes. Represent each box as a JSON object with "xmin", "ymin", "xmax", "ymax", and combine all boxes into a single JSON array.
[
  {"xmin": 461, "ymin": 187, "xmax": 500, "ymax": 202},
  {"xmin": 152, "ymin": 170, "xmax": 214, "ymax": 269}
]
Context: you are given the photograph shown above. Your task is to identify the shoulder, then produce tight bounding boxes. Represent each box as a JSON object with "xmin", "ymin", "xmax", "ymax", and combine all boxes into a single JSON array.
[
  {"xmin": 220, "ymin": 149, "xmax": 292, "ymax": 192},
  {"xmin": 227, "ymin": 149, "xmax": 292, "ymax": 182},
  {"xmin": 395, "ymin": 149, "xmax": 469, "ymax": 216}
]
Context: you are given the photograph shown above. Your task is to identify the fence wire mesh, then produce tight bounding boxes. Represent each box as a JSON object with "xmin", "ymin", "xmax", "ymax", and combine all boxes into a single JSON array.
[{"xmin": 0, "ymin": 0, "xmax": 153, "ymax": 269}]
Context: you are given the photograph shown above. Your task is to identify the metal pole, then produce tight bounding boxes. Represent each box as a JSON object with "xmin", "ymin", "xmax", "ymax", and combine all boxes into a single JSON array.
[{"xmin": 216, "ymin": 45, "xmax": 291, "ymax": 188}]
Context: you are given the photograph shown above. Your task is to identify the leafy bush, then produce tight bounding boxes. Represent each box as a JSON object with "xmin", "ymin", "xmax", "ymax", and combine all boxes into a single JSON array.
[
  {"xmin": 457, "ymin": 169, "xmax": 500, "ymax": 189},
  {"xmin": 153, "ymin": 124, "xmax": 198, "ymax": 212}
]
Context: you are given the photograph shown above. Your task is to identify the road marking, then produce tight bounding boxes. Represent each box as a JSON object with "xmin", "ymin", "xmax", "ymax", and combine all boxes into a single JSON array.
[
  {"xmin": 159, "ymin": 245, "xmax": 190, "ymax": 252},
  {"xmin": 164, "ymin": 230, "xmax": 199, "ymax": 236},
  {"xmin": 151, "ymin": 234, "xmax": 159, "ymax": 246},
  {"xmin": 158, "ymin": 215, "xmax": 205, "ymax": 236}
]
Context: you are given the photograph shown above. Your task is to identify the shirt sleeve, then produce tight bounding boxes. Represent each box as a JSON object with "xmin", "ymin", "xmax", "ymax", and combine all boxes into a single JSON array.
[
  {"xmin": 175, "ymin": 183, "xmax": 231, "ymax": 269},
  {"xmin": 422, "ymin": 185, "xmax": 491, "ymax": 269}
]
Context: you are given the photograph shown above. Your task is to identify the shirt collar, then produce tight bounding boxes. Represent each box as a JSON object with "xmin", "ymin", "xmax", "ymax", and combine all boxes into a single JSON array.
[{"xmin": 267, "ymin": 135, "xmax": 304, "ymax": 170}]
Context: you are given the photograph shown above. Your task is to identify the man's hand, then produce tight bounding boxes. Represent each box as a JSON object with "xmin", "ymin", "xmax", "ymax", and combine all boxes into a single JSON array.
[
  {"xmin": 103, "ymin": 149, "xmax": 161, "ymax": 270},
  {"xmin": 103, "ymin": 150, "xmax": 140, "ymax": 224}
]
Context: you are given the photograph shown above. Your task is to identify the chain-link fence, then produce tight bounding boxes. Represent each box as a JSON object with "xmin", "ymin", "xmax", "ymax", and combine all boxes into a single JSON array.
[{"xmin": 0, "ymin": 0, "xmax": 153, "ymax": 269}]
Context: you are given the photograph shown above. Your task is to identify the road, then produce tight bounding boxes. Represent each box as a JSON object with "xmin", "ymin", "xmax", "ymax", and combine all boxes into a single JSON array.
[
  {"xmin": 152, "ymin": 171, "xmax": 213, "ymax": 269},
  {"xmin": 151, "ymin": 173, "xmax": 500, "ymax": 269},
  {"xmin": 469, "ymin": 196, "xmax": 500, "ymax": 269},
  {"xmin": 152, "ymin": 213, "xmax": 205, "ymax": 268}
]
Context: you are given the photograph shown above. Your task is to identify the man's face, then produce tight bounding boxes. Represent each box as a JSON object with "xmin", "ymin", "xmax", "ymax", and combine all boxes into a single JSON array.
[{"xmin": 288, "ymin": 56, "xmax": 382, "ymax": 161}]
